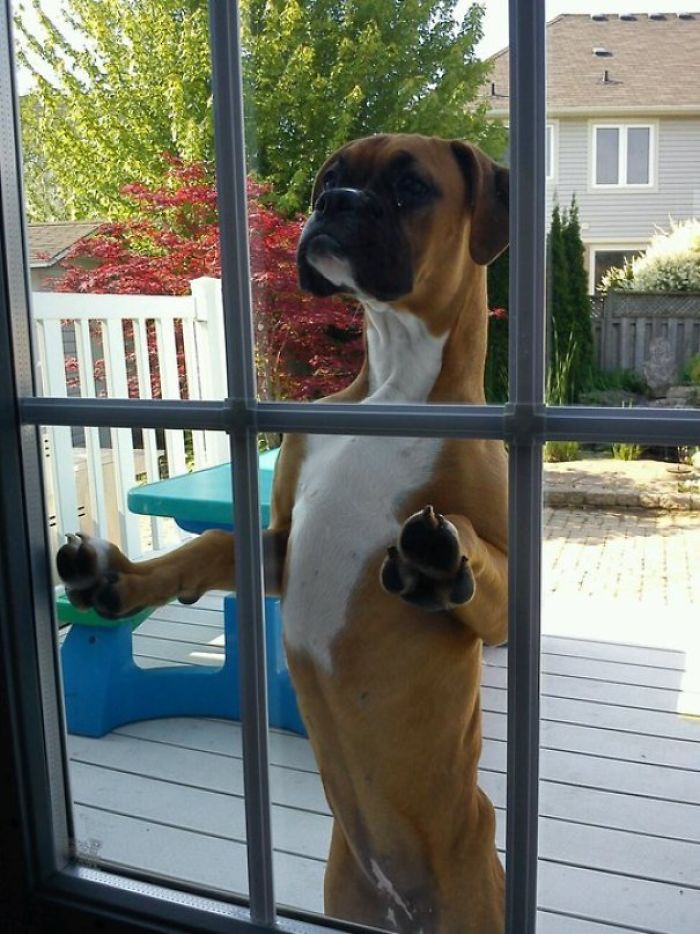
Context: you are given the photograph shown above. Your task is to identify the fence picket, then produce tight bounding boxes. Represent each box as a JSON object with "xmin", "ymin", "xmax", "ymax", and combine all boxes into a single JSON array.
[
  {"xmin": 103, "ymin": 318, "xmax": 141, "ymax": 557},
  {"xmin": 153, "ymin": 318, "xmax": 187, "ymax": 478},
  {"xmin": 75, "ymin": 318, "xmax": 109, "ymax": 539},
  {"xmin": 134, "ymin": 318, "xmax": 164, "ymax": 550},
  {"xmin": 181, "ymin": 317, "xmax": 207, "ymax": 468},
  {"xmin": 39, "ymin": 318, "xmax": 79, "ymax": 540}
]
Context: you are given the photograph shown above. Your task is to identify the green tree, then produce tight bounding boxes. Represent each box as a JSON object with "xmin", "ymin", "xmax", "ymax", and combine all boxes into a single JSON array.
[
  {"xmin": 562, "ymin": 198, "xmax": 594, "ymax": 396},
  {"xmin": 546, "ymin": 202, "xmax": 573, "ymax": 403},
  {"xmin": 242, "ymin": 0, "xmax": 505, "ymax": 213},
  {"xmin": 16, "ymin": 0, "xmax": 213, "ymax": 221},
  {"xmin": 17, "ymin": 0, "xmax": 504, "ymax": 221},
  {"xmin": 546, "ymin": 198, "xmax": 595, "ymax": 404}
]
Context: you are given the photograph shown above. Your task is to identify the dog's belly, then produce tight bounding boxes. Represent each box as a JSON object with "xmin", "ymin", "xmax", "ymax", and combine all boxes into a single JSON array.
[{"xmin": 283, "ymin": 433, "xmax": 442, "ymax": 672}]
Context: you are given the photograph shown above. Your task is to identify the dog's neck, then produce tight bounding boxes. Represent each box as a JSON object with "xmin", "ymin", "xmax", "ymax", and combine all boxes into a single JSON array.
[
  {"xmin": 363, "ymin": 302, "xmax": 447, "ymax": 404},
  {"xmin": 361, "ymin": 265, "xmax": 490, "ymax": 405}
]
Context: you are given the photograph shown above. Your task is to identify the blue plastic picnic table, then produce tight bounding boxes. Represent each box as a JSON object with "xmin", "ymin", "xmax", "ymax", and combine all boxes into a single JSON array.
[{"xmin": 59, "ymin": 447, "xmax": 306, "ymax": 738}]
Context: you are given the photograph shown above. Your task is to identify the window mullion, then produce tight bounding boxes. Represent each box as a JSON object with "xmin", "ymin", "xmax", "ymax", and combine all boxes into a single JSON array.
[
  {"xmin": 209, "ymin": 1, "xmax": 276, "ymax": 925},
  {"xmin": 0, "ymin": 0, "xmax": 72, "ymax": 888},
  {"xmin": 506, "ymin": 1, "xmax": 546, "ymax": 932}
]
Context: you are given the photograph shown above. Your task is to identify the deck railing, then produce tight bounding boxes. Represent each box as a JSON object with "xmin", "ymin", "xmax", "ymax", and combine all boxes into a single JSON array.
[{"xmin": 32, "ymin": 277, "xmax": 229, "ymax": 560}]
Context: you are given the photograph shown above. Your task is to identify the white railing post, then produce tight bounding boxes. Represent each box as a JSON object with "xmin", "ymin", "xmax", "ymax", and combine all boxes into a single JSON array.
[
  {"xmin": 191, "ymin": 276, "xmax": 231, "ymax": 465},
  {"xmin": 34, "ymin": 317, "xmax": 79, "ymax": 546}
]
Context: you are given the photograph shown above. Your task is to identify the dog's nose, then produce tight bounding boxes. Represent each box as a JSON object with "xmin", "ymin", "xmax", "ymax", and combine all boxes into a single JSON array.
[{"xmin": 315, "ymin": 187, "xmax": 381, "ymax": 218}]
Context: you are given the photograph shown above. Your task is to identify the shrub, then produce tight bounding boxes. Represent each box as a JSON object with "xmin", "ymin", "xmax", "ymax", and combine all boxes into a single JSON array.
[
  {"xmin": 681, "ymin": 354, "xmax": 700, "ymax": 385},
  {"xmin": 601, "ymin": 219, "xmax": 700, "ymax": 293},
  {"xmin": 586, "ymin": 368, "xmax": 649, "ymax": 395},
  {"xmin": 611, "ymin": 443, "xmax": 642, "ymax": 461},
  {"xmin": 543, "ymin": 441, "xmax": 580, "ymax": 463}
]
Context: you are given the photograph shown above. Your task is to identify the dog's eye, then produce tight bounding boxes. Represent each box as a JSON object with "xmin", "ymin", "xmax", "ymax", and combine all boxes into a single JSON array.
[
  {"xmin": 322, "ymin": 171, "xmax": 339, "ymax": 192},
  {"xmin": 395, "ymin": 172, "xmax": 432, "ymax": 206}
]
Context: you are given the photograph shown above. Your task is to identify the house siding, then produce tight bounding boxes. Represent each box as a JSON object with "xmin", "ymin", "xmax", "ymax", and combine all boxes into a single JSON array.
[{"xmin": 546, "ymin": 117, "xmax": 700, "ymax": 243}]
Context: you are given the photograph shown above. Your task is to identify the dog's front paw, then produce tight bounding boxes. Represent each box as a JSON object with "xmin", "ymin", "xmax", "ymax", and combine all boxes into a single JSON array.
[
  {"xmin": 380, "ymin": 506, "xmax": 475, "ymax": 611},
  {"xmin": 56, "ymin": 533, "xmax": 141, "ymax": 619}
]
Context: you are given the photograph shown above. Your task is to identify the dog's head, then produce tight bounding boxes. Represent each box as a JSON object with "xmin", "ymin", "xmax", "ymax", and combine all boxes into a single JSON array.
[{"xmin": 297, "ymin": 134, "xmax": 509, "ymax": 306}]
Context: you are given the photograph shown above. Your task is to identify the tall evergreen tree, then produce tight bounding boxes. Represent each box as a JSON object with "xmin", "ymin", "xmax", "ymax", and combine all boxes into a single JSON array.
[
  {"xmin": 546, "ymin": 202, "xmax": 574, "ymax": 403},
  {"xmin": 562, "ymin": 198, "xmax": 595, "ymax": 396},
  {"xmin": 546, "ymin": 198, "xmax": 595, "ymax": 403}
]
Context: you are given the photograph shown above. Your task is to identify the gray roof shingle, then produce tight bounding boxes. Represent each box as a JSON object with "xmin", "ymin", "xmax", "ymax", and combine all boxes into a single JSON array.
[
  {"xmin": 28, "ymin": 222, "xmax": 102, "ymax": 267},
  {"xmin": 483, "ymin": 12, "xmax": 700, "ymax": 115}
]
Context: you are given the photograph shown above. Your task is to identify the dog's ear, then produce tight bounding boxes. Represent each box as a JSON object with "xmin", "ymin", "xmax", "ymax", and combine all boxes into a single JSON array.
[{"xmin": 450, "ymin": 141, "xmax": 509, "ymax": 266}]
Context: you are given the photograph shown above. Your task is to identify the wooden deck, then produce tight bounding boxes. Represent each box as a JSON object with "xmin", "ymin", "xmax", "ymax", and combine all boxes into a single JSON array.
[{"xmin": 64, "ymin": 588, "xmax": 700, "ymax": 934}]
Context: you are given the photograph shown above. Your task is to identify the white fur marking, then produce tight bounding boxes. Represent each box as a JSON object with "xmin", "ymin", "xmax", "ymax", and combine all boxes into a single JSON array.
[
  {"xmin": 283, "ymin": 305, "xmax": 447, "ymax": 671},
  {"xmin": 307, "ymin": 251, "xmax": 357, "ymax": 291},
  {"xmin": 371, "ymin": 860, "xmax": 413, "ymax": 919}
]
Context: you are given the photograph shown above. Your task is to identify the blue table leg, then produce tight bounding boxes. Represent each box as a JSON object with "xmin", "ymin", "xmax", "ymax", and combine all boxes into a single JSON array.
[
  {"xmin": 223, "ymin": 595, "xmax": 307, "ymax": 737},
  {"xmin": 61, "ymin": 596, "xmax": 306, "ymax": 738}
]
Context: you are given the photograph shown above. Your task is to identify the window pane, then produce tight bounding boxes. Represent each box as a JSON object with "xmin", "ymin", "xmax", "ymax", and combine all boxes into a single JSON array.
[
  {"xmin": 272, "ymin": 431, "xmax": 509, "ymax": 929},
  {"xmin": 540, "ymin": 445, "xmax": 700, "ymax": 930},
  {"xmin": 627, "ymin": 127, "xmax": 651, "ymax": 184},
  {"xmin": 596, "ymin": 128, "xmax": 620, "ymax": 185},
  {"xmin": 546, "ymin": 125, "xmax": 553, "ymax": 178},
  {"xmin": 50, "ymin": 424, "xmax": 260, "ymax": 898}
]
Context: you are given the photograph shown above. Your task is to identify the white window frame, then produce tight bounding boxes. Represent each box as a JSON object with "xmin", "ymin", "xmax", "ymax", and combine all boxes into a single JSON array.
[
  {"xmin": 1, "ymin": 3, "xmax": 698, "ymax": 934},
  {"xmin": 590, "ymin": 121, "xmax": 657, "ymax": 189},
  {"xmin": 545, "ymin": 121, "xmax": 557, "ymax": 183}
]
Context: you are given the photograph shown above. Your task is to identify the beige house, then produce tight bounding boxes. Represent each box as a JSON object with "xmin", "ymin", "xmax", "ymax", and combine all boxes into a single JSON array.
[{"xmin": 483, "ymin": 12, "xmax": 700, "ymax": 291}]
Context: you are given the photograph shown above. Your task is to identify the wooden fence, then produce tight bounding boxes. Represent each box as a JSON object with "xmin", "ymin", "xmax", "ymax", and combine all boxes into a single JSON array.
[
  {"xmin": 595, "ymin": 291, "xmax": 700, "ymax": 378},
  {"xmin": 32, "ymin": 277, "xmax": 229, "ymax": 559}
]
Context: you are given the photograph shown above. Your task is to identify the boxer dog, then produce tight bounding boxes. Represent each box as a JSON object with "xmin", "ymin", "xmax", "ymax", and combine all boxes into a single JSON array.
[{"xmin": 57, "ymin": 134, "xmax": 509, "ymax": 933}]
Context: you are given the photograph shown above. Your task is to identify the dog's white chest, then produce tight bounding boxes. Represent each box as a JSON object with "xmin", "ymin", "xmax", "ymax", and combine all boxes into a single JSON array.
[
  {"xmin": 283, "ymin": 433, "xmax": 442, "ymax": 670},
  {"xmin": 283, "ymin": 304, "xmax": 447, "ymax": 672}
]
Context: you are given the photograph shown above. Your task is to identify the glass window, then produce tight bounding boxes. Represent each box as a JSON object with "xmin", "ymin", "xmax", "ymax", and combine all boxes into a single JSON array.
[
  {"xmin": 594, "ymin": 125, "xmax": 653, "ymax": 187},
  {"xmin": 627, "ymin": 126, "xmax": 651, "ymax": 184},
  {"xmin": 595, "ymin": 127, "xmax": 620, "ymax": 185},
  {"xmin": 546, "ymin": 124, "xmax": 553, "ymax": 180}
]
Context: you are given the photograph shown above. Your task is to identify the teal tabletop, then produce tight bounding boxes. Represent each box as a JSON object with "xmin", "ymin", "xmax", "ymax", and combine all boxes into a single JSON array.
[{"xmin": 127, "ymin": 447, "xmax": 280, "ymax": 531}]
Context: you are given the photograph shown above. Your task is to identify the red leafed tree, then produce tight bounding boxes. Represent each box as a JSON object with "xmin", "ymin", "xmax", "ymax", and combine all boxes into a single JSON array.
[{"xmin": 55, "ymin": 157, "xmax": 364, "ymax": 400}]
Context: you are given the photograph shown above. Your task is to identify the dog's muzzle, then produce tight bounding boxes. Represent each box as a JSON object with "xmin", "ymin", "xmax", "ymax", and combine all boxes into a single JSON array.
[{"xmin": 297, "ymin": 187, "xmax": 412, "ymax": 301}]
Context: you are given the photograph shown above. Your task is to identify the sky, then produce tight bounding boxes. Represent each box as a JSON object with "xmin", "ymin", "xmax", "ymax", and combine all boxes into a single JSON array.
[{"xmin": 15, "ymin": 1, "xmax": 700, "ymax": 93}]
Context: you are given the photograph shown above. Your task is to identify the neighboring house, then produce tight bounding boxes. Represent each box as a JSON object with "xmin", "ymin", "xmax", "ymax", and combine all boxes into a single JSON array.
[
  {"xmin": 28, "ymin": 221, "xmax": 102, "ymax": 291},
  {"xmin": 483, "ymin": 12, "xmax": 700, "ymax": 291}
]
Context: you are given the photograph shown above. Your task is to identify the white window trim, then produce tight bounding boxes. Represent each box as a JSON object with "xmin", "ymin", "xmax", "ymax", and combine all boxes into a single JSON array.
[
  {"xmin": 587, "ymin": 240, "xmax": 649, "ymax": 292},
  {"xmin": 590, "ymin": 121, "xmax": 657, "ymax": 190},
  {"xmin": 546, "ymin": 121, "xmax": 558, "ymax": 183}
]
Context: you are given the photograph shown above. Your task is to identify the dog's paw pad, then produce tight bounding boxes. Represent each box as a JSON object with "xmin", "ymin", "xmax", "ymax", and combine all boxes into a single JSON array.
[
  {"xmin": 398, "ymin": 506, "xmax": 461, "ymax": 576},
  {"xmin": 381, "ymin": 508, "xmax": 475, "ymax": 611},
  {"xmin": 57, "ymin": 534, "xmax": 133, "ymax": 618}
]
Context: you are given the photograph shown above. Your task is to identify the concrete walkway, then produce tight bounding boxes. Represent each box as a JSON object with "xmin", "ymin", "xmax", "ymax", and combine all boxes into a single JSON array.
[{"xmin": 545, "ymin": 457, "xmax": 699, "ymax": 510}]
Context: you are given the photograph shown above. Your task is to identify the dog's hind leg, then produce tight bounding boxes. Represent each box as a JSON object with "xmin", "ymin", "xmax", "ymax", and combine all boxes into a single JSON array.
[{"xmin": 56, "ymin": 528, "xmax": 289, "ymax": 619}]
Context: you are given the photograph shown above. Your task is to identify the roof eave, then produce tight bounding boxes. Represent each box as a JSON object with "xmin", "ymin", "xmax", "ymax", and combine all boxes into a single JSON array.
[{"xmin": 485, "ymin": 103, "xmax": 700, "ymax": 119}]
